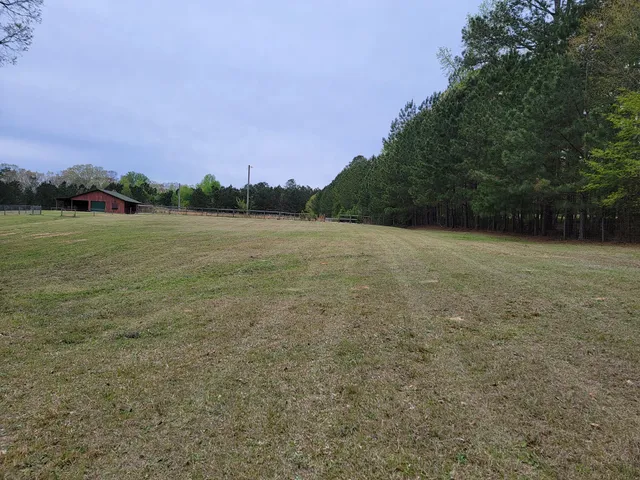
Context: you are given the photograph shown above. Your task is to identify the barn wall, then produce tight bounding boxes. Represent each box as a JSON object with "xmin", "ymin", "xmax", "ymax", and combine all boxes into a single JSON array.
[{"xmin": 71, "ymin": 192, "xmax": 126, "ymax": 213}]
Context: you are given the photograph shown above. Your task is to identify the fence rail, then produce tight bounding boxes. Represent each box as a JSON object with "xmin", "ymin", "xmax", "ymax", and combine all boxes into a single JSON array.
[
  {"xmin": 0, "ymin": 203, "xmax": 368, "ymax": 224},
  {"xmin": 137, "ymin": 205, "xmax": 313, "ymax": 220},
  {"xmin": 324, "ymin": 215, "xmax": 367, "ymax": 223},
  {"xmin": 1, "ymin": 205, "xmax": 42, "ymax": 215}
]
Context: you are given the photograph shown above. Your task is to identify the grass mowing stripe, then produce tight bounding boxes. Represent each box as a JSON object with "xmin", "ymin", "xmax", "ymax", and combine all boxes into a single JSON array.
[{"xmin": 1, "ymin": 212, "xmax": 639, "ymax": 478}]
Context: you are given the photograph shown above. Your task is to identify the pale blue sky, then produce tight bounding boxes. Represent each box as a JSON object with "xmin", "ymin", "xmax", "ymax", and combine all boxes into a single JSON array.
[{"xmin": 0, "ymin": 0, "xmax": 482, "ymax": 187}]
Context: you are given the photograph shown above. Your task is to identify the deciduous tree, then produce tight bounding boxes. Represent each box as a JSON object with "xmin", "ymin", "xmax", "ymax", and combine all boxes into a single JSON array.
[{"xmin": 1, "ymin": 0, "xmax": 43, "ymax": 66}]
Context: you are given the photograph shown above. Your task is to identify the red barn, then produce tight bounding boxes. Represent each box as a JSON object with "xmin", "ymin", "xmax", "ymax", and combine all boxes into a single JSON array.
[{"xmin": 56, "ymin": 189, "xmax": 141, "ymax": 214}]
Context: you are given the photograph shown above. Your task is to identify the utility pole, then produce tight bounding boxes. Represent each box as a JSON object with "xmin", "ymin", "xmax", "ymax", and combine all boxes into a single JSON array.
[
  {"xmin": 246, "ymin": 165, "xmax": 252, "ymax": 214},
  {"xmin": 178, "ymin": 183, "xmax": 181, "ymax": 210}
]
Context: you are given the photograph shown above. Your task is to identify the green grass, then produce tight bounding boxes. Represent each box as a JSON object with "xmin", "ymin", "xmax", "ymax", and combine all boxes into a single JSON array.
[{"xmin": 1, "ymin": 212, "xmax": 639, "ymax": 479}]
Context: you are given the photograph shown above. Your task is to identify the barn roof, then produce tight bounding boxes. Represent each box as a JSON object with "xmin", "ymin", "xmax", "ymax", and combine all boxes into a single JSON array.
[
  {"xmin": 97, "ymin": 189, "xmax": 141, "ymax": 204},
  {"xmin": 60, "ymin": 189, "xmax": 142, "ymax": 204}
]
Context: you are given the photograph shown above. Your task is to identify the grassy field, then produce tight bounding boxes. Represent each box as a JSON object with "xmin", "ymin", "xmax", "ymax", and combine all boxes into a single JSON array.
[{"xmin": 1, "ymin": 213, "xmax": 639, "ymax": 479}]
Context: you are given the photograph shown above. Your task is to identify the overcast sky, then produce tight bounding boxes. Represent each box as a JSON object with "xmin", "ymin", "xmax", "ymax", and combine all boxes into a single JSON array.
[{"xmin": 1, "ymin": 0, "xmax": 482, "ymax": 188}]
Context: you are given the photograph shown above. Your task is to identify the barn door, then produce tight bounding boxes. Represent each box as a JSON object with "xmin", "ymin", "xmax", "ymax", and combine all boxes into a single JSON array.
[{"xmin": 91, "ymin": 201, "xmax": 106, "ymax": 212}]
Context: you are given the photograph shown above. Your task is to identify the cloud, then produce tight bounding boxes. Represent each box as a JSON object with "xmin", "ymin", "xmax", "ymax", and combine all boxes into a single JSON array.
[
  {"xmin": 0, "ymin": 0, "xmax": 482, "ymax": 187},
  {"xmin": 0, "ymin": 136, "xmax": 94, "ymax": 167}
]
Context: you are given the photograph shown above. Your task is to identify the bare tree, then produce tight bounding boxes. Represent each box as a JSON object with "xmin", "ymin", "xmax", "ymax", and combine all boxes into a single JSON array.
[
  {"xmin": 50, "ymin": 164, "xmax": 119, "ymax": 188},
  {"xmin": 1, "ymin": 0, "xmax": 43, "ymax": 66}
]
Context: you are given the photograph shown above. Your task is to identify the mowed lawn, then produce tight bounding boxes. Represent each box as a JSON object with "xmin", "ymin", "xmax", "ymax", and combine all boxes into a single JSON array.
[{"xmin": 1, "ymin": 213, "xmax": 639, "ymax": 479}]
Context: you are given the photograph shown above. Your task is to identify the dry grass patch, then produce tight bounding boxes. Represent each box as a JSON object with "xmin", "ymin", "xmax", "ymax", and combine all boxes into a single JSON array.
[{"xmin": 30, "ymin": 231, "xmax": 78, "ymax": 238}]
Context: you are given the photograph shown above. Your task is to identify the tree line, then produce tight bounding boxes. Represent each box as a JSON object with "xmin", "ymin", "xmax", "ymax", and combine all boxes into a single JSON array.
[
  {"xmin": 0, "ymin": 163, "xmax": 317, "ymax": 213},
  {"xmin": 313, "ymin": 0, "xmax": 639, "ymax": 241}
]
